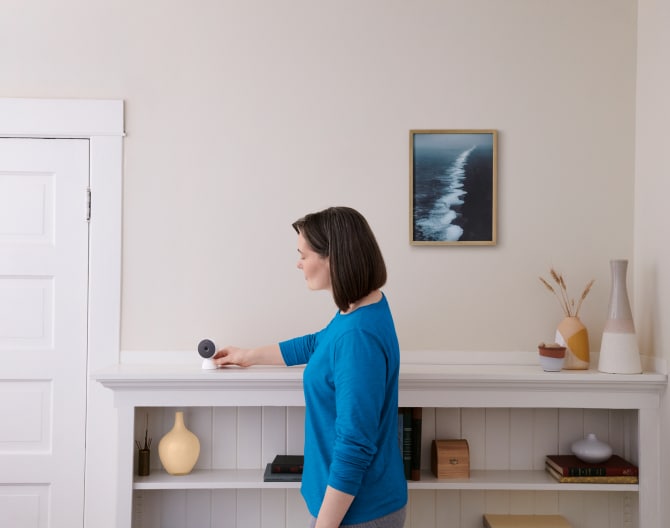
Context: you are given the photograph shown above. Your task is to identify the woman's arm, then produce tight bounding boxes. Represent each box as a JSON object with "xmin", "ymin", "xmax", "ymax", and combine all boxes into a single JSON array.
[
  {"xmin": 314, "ymin": 486, "xmax": 355, "ymax": 528},
  {"xmin": 213, "ymin": 344, "xmax": 285, "ymax": 367}
]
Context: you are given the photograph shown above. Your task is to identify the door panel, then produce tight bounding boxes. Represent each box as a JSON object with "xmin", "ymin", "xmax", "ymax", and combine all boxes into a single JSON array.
[
  {"xmin": 0, "ymin": 486, "xmax": 48, "ymax": 528},
  {"xmin": 0, "ymin": 277, "xmax": 53, "ymax": 349},
  {"xmin": 0, "ymin": 171, "xmax": 54, "ymax": 244},
  {"xmin": 0, "ymin": 381, "xmax": 51, "ymax": 450},
  {"xmin": 0, "ymin": 138, "xmax": 89, "ymax": 528}
]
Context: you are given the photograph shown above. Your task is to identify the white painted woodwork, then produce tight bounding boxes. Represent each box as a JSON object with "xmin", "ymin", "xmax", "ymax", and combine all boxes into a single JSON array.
[
  {"xmin": 95, "ymin": 355, "xmax": 666, "ymax": 528},
  {"xmin": 0, "ymin": 98, "xmax": 124, "ymax": 528},
  {"xmin": 0, "ymin": 138, "xmax": 89, "ymax": 527},
  {"xmin": 0, "ymin": 485, "xmax": 49, "ymax": 528}
]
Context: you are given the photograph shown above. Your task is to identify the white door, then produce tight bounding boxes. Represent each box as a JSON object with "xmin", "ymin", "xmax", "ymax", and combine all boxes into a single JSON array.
[{"xmin": 0, "ymin": 138, "xmax": 89, "ymax": 528}]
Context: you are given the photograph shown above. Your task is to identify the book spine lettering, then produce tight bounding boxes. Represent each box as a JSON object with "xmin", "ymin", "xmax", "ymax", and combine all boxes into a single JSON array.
[
  {"xmin": 401, "ymin": 408, "xmax": 412, "ymax": 479},
  {"xmin": 568, "ymin": 467, "xmax": 606, "ymax": 476}
]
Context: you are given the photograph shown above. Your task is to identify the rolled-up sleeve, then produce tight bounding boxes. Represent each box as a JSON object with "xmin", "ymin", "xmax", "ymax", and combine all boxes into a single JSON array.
[{"xmin": 328, "ymin": 330, "xmax": 386, "ymax": 495}]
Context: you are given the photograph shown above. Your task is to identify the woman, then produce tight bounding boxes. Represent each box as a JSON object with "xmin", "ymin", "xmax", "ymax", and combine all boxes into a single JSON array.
[{"xmin": 213, "ymin": 206, "xmax": 407, "ymax": 528}]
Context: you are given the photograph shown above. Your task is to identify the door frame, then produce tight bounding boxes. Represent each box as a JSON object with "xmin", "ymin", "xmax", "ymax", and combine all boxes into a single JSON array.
[{"xmin": 0, "ymin": 98, "xmax": 124, "ymax": 527}]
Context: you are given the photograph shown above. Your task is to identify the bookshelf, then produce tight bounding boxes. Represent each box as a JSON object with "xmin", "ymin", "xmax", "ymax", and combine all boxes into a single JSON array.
[{"xmin": 95, "ymin": 353, "xmax": 666, "ymax": 528}]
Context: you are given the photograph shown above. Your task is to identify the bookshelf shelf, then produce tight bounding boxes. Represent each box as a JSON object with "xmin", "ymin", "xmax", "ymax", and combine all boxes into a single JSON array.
[
  {"xmin": 133, "ymin": 469, "xmax": 301, "ymax": 490},
  {"xmin": 410, "ymin": 469, "xmax": 638, "ymax": 492},
  {"xmin": 133, "ymin": 468, "xmax": 638, "ymax": 492},
  {"xmin": 95, "ymin": 352, "xmax": 666, "ymax": 528}
]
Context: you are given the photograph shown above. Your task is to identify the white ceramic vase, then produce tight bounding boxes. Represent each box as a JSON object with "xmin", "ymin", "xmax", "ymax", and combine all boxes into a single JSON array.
[
  {"xmin": 598, "ymin": 259, "xmax": 642, "ymax": 374},
  {"xmin": 571, "ymin": 433, "xmax": 612, "ymax": 463}
]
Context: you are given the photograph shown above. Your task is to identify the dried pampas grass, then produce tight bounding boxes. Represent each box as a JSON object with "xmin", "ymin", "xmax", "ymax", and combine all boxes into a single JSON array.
[{"xmin": 539, "ymin": 268, "xmax": 594, "ymax": 318}]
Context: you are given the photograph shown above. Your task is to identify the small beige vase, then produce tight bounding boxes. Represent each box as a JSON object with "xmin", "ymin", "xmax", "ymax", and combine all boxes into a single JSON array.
[
  {"xmin": 555, "ymin": 316, "xmax": 590, "ymax": 370},
  {"xmin": 158, "ymin": 411, "xmax": 200, "ymax": 475}
]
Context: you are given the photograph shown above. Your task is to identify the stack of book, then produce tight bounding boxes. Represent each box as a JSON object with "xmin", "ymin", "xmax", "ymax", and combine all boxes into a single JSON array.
[
  {"xmin": 398, "ymin": 407, "xmax": 422, "ymax": 480},
  {"xmin": 545, "ymin": 454, "xmax": 638, "ymax": 484},
  {"xmin": 263, "ymin": 455, "xmax": 303, "ymax": 482}
]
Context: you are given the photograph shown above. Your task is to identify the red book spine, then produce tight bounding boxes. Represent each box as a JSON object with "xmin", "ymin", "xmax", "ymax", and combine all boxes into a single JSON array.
[{"xmin": 546, "ymin": 455, "xmax": 638, "ymax": 477}]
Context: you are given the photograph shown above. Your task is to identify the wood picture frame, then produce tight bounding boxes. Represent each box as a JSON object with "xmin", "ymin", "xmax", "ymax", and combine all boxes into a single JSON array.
[{"xmin": 410, "ymin": 129, "xmax": 497, "ymax": 245}]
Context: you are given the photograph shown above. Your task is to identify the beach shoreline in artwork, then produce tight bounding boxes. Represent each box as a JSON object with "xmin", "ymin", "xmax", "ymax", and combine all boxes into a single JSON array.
[
  {"xmin": 412, "ymin": 139, "xmax": 494, "ymax": 243},
  {"xmin": 457, "ymin": 146, "xmax": 493, "ymax": 242}
]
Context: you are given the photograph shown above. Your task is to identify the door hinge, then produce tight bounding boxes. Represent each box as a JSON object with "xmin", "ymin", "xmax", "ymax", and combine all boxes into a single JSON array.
[{"xmin": 86, "ymin": 187, "xmax": 92, "ymax": 222}]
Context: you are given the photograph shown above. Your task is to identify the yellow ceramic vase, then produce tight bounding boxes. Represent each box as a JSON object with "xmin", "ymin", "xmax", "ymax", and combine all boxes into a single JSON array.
[
  {"xmin": 555, "ymin": 316, "xmax": 589, "ymax": 370},
  {"xmin": 158, "ymin": 411, "xmax": 200, "ymax": 475}
]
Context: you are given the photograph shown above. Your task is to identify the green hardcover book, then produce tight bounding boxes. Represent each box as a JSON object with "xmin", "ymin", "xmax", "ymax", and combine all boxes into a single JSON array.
[
  {"xmin": 410, "ymin": 407, "xmax": 422, "ymax": 481},
  {"xmin": 400, "ymin": 408, "xmax": 412, "ymax": 479}
]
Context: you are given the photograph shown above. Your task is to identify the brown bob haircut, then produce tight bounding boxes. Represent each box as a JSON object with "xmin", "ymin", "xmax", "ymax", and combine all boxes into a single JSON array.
[{"xmin": 292, "ymin": 207, "xmax": 387, "ymax": 312}]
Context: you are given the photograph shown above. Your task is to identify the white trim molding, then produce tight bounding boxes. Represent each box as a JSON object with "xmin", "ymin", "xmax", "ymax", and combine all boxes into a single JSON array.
[
  {"xmin": 0, "ymin": 98, "xmax": 123, "ymax": 138},
  {"xmin": 0, "ymin": 97, "xmax": 124, "ymax": 371},
  {"xmin": 0, "ymin": 97, "xmax": 124, "ymax": 528}
]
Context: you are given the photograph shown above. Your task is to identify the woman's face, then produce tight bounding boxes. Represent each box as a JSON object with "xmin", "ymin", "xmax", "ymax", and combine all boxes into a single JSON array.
[{"xmin": 296, "ymin": 232, "xmax": 331, "ymax": 291}]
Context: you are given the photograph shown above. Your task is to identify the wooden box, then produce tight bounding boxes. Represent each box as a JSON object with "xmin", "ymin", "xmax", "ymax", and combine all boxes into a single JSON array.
[
  {"xmin": 431, "ymin": 439, "xmax": 469, "ymax": 478},
  {"xmin": 483, "ymin": 514, "xmax": 573, "ymax": 527}
]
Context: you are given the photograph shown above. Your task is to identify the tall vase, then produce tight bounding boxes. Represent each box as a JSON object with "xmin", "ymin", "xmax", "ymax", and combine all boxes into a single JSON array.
[
  {"xmin": 555, "ymin": 316, "xmax": 589, "ymax": 369},
  {"xmin": 598, "ymin": 259, "xmax": 642, "ymax": 374},
  {"xmin": 158, "ymin": 411, "xmax": 200, "ymax": 475}
]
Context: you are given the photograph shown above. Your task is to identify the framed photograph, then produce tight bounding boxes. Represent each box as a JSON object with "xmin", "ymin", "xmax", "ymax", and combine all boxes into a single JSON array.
[{"xmin": 410, "ymin": 129, "xmax": 498, "ymax": 245}]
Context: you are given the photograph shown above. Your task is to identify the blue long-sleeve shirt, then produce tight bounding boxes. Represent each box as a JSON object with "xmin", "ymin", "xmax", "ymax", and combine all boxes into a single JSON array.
[{"xmin": 279, "ymin": 293, "xmax": 407, "ymax": 524}]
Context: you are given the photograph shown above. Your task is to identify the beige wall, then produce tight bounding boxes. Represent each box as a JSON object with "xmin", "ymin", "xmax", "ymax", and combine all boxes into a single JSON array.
[
  {"xmin": 4, "ymin": 1, "xmax": 669, "ymax": 526},
  {"xmin": 0, "ymin": 0, "xmax": 640, "ymax": 355},
  {"xmin": 635, "ymin": 0, "xmax": 670, "ymax": 524}
]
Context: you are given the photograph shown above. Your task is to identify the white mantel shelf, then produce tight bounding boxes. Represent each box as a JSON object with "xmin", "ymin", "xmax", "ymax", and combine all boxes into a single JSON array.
[
  {"xmin": 95, "ymin": 354, "xmax": 667, "ymax": 528},
  {"xmin": 95, "ymin": 361, "xmax": 667, "ymax": 409}
]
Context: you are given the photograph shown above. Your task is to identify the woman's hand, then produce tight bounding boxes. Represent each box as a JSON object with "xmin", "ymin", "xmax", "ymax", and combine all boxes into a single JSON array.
[
  {"xmin": 212, "ymin": 346, "xmax": 255, "ymax": 367},
  {"xmin": 213, "ymin": 344, "xmax": 285, "ymax": 367}
]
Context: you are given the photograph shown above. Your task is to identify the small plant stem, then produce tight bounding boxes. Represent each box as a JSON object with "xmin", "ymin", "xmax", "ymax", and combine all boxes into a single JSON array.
[{"xmin": 557, "ymin": 274, "xmax": 572, "ymax": 316}]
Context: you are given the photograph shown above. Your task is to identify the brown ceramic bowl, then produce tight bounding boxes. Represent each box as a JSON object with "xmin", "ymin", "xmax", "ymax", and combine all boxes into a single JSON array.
[
  {"xmin": 538, "ymin": 343, "xmax": 566, "ymax": 371},
  {"xmin": 538, "ymin": 344, "xmax": 567, "ymax": 358}
]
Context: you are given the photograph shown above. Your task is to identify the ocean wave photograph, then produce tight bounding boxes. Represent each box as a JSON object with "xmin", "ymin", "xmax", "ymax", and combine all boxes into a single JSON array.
[{"xmin": 410, "ymin": 130, "xmax": 497, "ymax": 245}]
